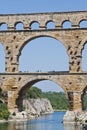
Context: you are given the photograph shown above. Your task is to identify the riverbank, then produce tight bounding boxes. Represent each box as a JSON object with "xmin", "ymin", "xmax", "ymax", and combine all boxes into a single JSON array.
[
  {"xmin": 54, "ymin": 109, "xmax": 67, "ymax": 112},
  {"xmin": 0, "ymin": 111, "xmax": 54, "ymax": 123},
  {"xmin": 0, "ymin": 112, "xmax": 68, "ymax": 130},
  {"xmin": 63, "ymin": 110, "xmax": 87, "ymax": 126},
  {"xmin": 0, "ymin": 98, "xmax": 53, "ymax": 123}
]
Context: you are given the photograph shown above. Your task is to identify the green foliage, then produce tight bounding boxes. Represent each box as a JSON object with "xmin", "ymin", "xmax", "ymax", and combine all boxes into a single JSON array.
[
  {"xmin": 0, "ymin": 123, "xmax": 9, "ymax": 130},
  {"xmin": 42, "ymin": 91, "xmax": 69, "ymax": 110},
  {"xmin": 26, "ymin": 86, "xmax": 69, "ymax": 110},
  {"xmin": 26, "ymin": 86, "xmax": 42, "ymax": 99},
  {"xmin": 0, "ymin": 104, "xmax": 10, "ymax": 120},
  {"xmin": 83, "ymin": 94, "xmax": 87, "ymax": 110},
  {"xmin": 0, "ymin": 89, "xmax": 7, "ymax": 103}
]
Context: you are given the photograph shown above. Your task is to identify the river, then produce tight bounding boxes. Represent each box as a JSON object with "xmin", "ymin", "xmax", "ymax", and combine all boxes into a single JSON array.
[{"xmin": 0, "ymin": 112, "xmax": 84, "ymax": 130}]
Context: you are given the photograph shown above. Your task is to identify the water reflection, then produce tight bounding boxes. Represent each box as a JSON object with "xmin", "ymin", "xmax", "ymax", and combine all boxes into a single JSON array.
[
  {"xmin": 6, "ymin": 122, "xmax": 83, "ymax": 130},
  {"xmin": 64, "ymin": 123, "xmax": 83, "ymax": 130},
  {"xmin": 0, "ymin": 112, "xmax": 85, "ymax": 130}
]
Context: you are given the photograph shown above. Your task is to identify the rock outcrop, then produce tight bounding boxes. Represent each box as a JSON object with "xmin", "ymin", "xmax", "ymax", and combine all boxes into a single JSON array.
[
  {"xmin": 23, "ymin": 98, "xmax": 53, "ymax": 118},
  {"xmin": 63, "ymin": 110, "xmax": 87, "ymax": 125},
  {"xmin": 9, "ymin": 98, "xmax": 53, "ymax": 121}
]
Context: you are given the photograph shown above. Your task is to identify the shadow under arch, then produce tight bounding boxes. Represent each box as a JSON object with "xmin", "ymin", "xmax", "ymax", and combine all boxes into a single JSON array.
[
  {"xmin": 19, "ymin": 36, "xmax": 69, "ymax": 72},
  {"xmin": 81, "ymin": 85, "xmax": 87, "ymax": 110},
  {"xmin": 16, "ymin": 78, "xmax": 68, "ymax": 112},
  {"xmin": 0, "ymin": 43, "xmax": 5, "ymax": 72}
]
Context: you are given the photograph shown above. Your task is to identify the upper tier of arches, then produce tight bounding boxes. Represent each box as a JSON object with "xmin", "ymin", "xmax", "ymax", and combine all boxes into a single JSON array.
[{"xmin": 0, "ymin": 11, "xmax": 87, "ymax": 31}]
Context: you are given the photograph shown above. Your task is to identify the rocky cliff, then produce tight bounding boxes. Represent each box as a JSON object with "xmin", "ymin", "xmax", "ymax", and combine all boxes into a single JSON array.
[
  {"xmin": 23, "ymin": 98, "xmax": 53, "ymax": 119},
  {"xmin": 10, "ymin": 98, "xmax": 53, "ymax": 120}
]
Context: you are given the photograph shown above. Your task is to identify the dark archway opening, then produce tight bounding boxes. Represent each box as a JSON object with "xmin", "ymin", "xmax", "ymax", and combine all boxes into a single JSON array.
[{"xmin": 82, "ymin": 87, "xmax": 87, "ymax": 110}]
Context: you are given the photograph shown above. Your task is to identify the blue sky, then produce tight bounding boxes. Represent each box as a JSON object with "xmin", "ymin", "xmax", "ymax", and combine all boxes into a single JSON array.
[
  {"xmin": 0, "ymin": 0, "xmax": 87, "ymax": 92},
  {"xmin": 0, "ymin": 0, "xmax": 86, "ymax": 14}
]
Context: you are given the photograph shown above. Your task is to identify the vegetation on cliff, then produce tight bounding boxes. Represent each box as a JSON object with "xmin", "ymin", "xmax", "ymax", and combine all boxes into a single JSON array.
[
  {"xmin": 25, "ymin": 86, "xmax": 87, "ymax": 110},
  {"xmin": 25, "ymin": 86, "xmax": 69, "ymax": 110},
  {"xmin": 0, "ymin": 89, "xmax": 10, "ymax": 120}
]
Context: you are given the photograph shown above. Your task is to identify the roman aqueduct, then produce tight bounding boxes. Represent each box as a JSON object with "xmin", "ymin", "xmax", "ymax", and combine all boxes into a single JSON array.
[{"xmin": 0, "ymin": 11, "xmax": 87, "ymax": 113}]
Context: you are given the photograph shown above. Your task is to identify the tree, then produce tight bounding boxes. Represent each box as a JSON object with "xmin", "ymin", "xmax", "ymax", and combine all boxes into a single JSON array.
[
  {"xmin": 26, "ymin": 86, "xmax": 69, "ymax": 110},
  {"xmin": 26, "ymin": 86, "xmax": 42, "ymax": 98}
]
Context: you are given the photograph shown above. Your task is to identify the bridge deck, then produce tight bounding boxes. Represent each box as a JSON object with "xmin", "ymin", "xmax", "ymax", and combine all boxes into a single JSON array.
[{"xmin": 0, "ymin": 71, "xmax": 87, "ymax": 75}]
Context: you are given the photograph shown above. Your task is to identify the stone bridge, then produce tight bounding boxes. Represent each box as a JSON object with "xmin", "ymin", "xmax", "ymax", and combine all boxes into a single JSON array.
[{"xmin": 0, "ymin": 11, "xmax": 87, "ymax": 114}]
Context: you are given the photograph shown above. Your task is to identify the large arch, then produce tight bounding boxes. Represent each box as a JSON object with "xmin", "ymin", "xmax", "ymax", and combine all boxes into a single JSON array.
[
  {"xmin": 16, "ymin": 78, "xmax": 68, "ymax": 111},
  {"xmin": 0, "ymin": 43, "xmax": 5, "ymax": 72},
  {"xmin": 82, "ymin": 42, "xmax": 87, "ymax": 71},
  {"xmin": 19, "ymin": 36, "xmax": 69, "ymax": 72},
  {"xmin": 18, "ymin": 34, "xmax": 68, "ymax": 53}
]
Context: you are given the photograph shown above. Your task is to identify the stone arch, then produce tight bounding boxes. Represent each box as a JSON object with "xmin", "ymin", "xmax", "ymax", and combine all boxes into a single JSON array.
[
  {"xmin": 81, "ymin": 41, "xmax": 87, "ymax": 71},
  {"xmin": 62, "ymin": 20, "xmax": 72, "ymax": 29},
  {"xmin": 30, "ymin": 21, "xmax": 40, "ymax": 30},
  {"xmin": 16, "ymin": 78, "xmax": 67, "ymax": 111},
  {"xmin": 79, "ymin": 19, "xmax": 87, "ymax": 28},
  {"xmin": 15, "ymin": 22, "xmax": 24, "ymax": 30},
  {"xmin": 0, "ymin": 22, "xmax": 8, "ymax": 31},
  {"xmin": 19, "ymin": 36, "xmax": 69, "ymax": 72},
  {"xmin": 0, "ymin": 43, "xmax": 5, "ymax": 72},
  {"xmin": 46, "ymin": 20, "xmax": 55, "ymax": 29}
]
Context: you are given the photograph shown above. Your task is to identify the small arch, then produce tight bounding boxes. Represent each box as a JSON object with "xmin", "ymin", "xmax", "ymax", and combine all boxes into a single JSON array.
[
  {"xmin": 30, "ymin": 21, "xmax": 39, "ymax": 30},
  {"xmin": 0, "ymin": 23, "xmax": 8, "ymax": 31},
  {"xmin": 15, "ymin": 22, "xmax": 24, "ymax": 30},
  {"xmin": 79, "ymin": 20, "xmax": 87, "ymax": 28},
  {"xmin": 46, "ymin": 21, "xmax": 55, "ymax": 29},
  {"xmin": 62, "ymin": 20, "xmax": 72, "ymax": 29}
]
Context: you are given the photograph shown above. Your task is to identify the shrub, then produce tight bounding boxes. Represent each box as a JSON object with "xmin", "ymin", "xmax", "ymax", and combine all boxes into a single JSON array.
[{"xmin": 0, "ymin": 104, "xmax": 10, "ymax": 120}]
